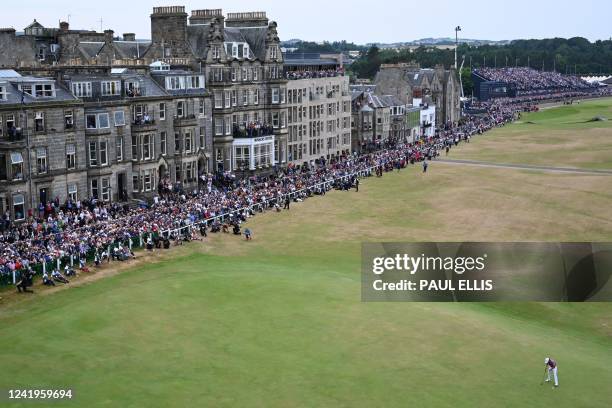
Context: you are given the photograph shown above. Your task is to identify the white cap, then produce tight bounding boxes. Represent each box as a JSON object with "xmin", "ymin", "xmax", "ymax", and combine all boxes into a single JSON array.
[{"xmin": 544, "ymin": 357, "xmax": 550, "ymax": 364}]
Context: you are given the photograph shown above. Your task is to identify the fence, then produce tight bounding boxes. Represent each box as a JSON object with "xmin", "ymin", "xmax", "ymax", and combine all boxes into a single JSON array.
[{"xmin": 1, "ymin": 164, "xmax": 376, "ymax": 287}]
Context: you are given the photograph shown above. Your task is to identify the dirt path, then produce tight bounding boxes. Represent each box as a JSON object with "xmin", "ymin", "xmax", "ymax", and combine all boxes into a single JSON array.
[{"xmin": 437, "ymin": 158, "xmax": 612, "ymax": 175}]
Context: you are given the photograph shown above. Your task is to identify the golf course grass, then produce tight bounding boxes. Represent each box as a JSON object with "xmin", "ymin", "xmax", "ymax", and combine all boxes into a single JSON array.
[
  {"xmin": 1, "ymin": 100, "xmax": 611, "ymax": 407},
  {"xmin": 452, "ymin": 97, "xmax": 612, "ymax": 170}
]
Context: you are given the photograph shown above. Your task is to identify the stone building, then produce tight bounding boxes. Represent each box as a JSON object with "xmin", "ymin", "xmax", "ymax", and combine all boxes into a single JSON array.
[
  {"xmin": 349, "ymin": 85, "xmax": 391, "ymax": 152},
  {"xmin": 0, "ymin": 65, "xmax": 213, "ymax": 221},
  {"xmin": 284, "ymin": 54, "xmax": 351, "ymax": 166},
  {"xmin": 0, "ymin": 70, "xmax": 85, "ymax": 220},
  {"xmin": 373, "ymin": 63, "xmax": 460, "ymax": 126}
]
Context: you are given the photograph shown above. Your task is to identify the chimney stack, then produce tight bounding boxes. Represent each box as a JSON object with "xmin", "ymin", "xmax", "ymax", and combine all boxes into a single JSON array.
[
  {"xmin": 104, "ymin": 29, "xmax": 114, "ymax": 43},
  {"xmin": 59, "ymin": 21, "xmax": 69, "ymax": 32},
  {"xmin": 123, "ymin": 33, "xmax": 136, "ymax": 41}
]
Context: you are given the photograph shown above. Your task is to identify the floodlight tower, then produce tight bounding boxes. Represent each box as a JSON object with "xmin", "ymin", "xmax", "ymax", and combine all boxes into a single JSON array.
[{"xmin": 454, "ymin": 26, "xmax": 462, "ymax": 69}]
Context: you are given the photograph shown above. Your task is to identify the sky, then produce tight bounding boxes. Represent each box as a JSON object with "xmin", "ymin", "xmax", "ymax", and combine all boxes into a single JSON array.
[{"xmin": 4, "ymin": 0, "xmax": 611, "ymax": 44}]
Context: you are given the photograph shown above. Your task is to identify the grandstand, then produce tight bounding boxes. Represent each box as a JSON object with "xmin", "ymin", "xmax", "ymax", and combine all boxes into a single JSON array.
[{"xmin": 472, "ymin": 67, "xmax": 598, "ymax": 100}]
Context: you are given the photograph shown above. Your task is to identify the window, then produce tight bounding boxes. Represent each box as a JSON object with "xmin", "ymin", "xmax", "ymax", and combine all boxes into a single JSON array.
[
  {"xmin": 175, "ymin": 133, "xmax": 180, "ymax": 152},
  {"xmin": 177, "ymin": 101, "xmax": 185, "ymax": 118},
  {"xmin": 270, "ymin": 66, "xmax": 279, "ymax": 79},
  {"xmin": 0, "ymin": 153, "xmax": 7, "ymax": 180},
  {"xmin": 175, "ymin": 164, "xmax": 182, "ymax": 183},
  {"xmin": 89, "ymin": 142, "xmax": 97, "ymax": 166},
  {"xmin": 72, "ymin": 82, "xmax": 92, "ymax": 97},
  {"xmin": 199, "ymin": 127, "xmax": 205, "ymax": 149},
  {"xmin": 186, "ymin": 162, "xmax": 196, "ymax": 182},
  {"xmin": 20, "ymin": 84, "xmax": 33, "ymax": 96},
  {"xmin": 224, "ymin": 118, "xmax": 231, "ymax": 135},
  {"xmin": 114, "ymin": 111, "xmax": 125, "ymax": 127},
  {"xmin": 215, "ymin": 119, "xmax": 223, "ymax": 136},
  {"xmin": 99, "ymin": 141, "xmax": 108, "ymax": 166},
  {"xmin": 231, "ymin": 68, "xmax": 237, "ymax": 82},
  {"xmin": 90, "ymin": 179, "xmax": 99, "ymax": 199},
  {"xmin": 232, "ymin": 44, "xmax": 238, "ymax": 58},
  {"xmin": 132, "ymin": 173, "xmax": 139, "ymax": 193},
  {"xmin": 160, "ymin": 131, "xmax": 167, "ymax": 155},
  {"xmin": 272, "ymin": 112, "xmax": 280, "ymax": 128},
  {"xmin": 64, "ymin": 111, "xmax": 74, "ymax": 130},
  {"xmin": 13, "ymin": 194, "xmax": 25, "ymax": 221},
  {"xmin": 199, "ymin": 99, "xmax": 204, "ymax": 115},
  {"xmin": 185, "ymin": 131, "xmax": 193, "ymax": 153},
  {"xmin": 116, "ymin": 137, "xmax": 123, "ymax": 162},
  {"xmin": 86, "ymin": 113, "xmax": 109, "ymax": 129},
  {"xmin": 34, "ymin": 112, "xmax": 44, "ymax": 132},
  {"xmin": 142, "ymin": 134, "xmax": 154, "ymax": 160},
  {"xmin": 231, "ymin": 90, "xmax": 237, "ymax": 107},
  {"xmin": 66, "ymin": 144, "xmax": 76, "ymax": 169},
  {"xmin": 188, "ymin": 76, "xmax": 202, "ymax": 89},
  {"xmin": 0, "ymin": 86, "xmax": 6, "ymax": 100},
  {"xmin": 101, "ymin": 81, "xmax": 121, "ymax": 96},
  {"xmin": 253, "ymin": 68, "xmax": 259, "ymax": 81},
  {"xmin": 166, "ymin": 76, "xmax": 185, "ymax": 90},
  {"xmin": 159, "ymin": 103, "xmax": 166, "ymax": 120},
  {"xmin": 36, "ymin": 147, "xmax": 47, "ymax": 174},
  {"xmin": 101, "ymin": 177, "xmax": 110, "ymax": 201},
  {"xmin": 243, "ymin": 45, "xmax": 249, "ymax": 59},
  {"xmin": 281, "ymin": 112, "xmax": 286, "ymax": 128},
  {"xmin": 131, "ymin": 136, "xmax": 138, "ymax": 160},
  {"xmin": 212, "ymin": 45, "xmax": 220, "ymax": 59},
  {"xmin": 224, "ymin": 91, "xmax": 231, "ymax": 108},
  {"xmin": 143, "ymin": 170, "xmax": 152, "ymax": 191},
  {"xmin": 67, "ymin": 184, "xmax": 77, "ymax": 202},
  {"xmin": 10, "ymin": 152, "xmax": 23, "ymax": 180},
  {"xmin": 125, "ymin": 81, "xmax": 141, "ymax": 97},
  {"xmin": 242, "ymin": 90, "xmax": 248, "ymax": 106},
  {"xmin": 272, "ymin": 88, "xmax": 280, "ymax": 104},
  {"xmin": 242, "ymin": 67, "xmax": 248, "ymax": 81},
  {"xmin": 281, "ymin": 89, "xmax": 286, "ymax": 104},
  {"xmin": 233, "ymin": 146, "xmax": 251, "ymax": 170},
  {"xmin": 270, "ymin": 46, "xmax": 278, "ymax": 59},
  {"xmin": 254, "ymin": 89, "xmax": 259, "ymax": 105},
  {"xmin": 214, "ymin": 91, "xmax": 222, "ymax": 109}
]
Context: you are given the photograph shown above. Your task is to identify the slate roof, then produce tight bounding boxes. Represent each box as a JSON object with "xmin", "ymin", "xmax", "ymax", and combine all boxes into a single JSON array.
[
  {"xmin": 0, "ymin": 77, "xmax": 78, "ymax": 105},
  {"xmin": 379, "ymin": 94, "xmax": 404, "ymax": 107},
  {"xmin": 186, "ymin": 25, "xmax": 210, "ymax": 59}
]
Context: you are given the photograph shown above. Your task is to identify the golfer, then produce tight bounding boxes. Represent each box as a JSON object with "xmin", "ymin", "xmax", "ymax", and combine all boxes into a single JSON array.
[{"xmin": 544, "ymin": 357, "xmax": 559, "ymax": 387}]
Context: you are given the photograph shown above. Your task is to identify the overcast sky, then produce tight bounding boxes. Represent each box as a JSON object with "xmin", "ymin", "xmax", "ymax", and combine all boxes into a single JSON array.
[{"xmin": 5, "ymin": 0, "xmax": 610, "ymax": 44}]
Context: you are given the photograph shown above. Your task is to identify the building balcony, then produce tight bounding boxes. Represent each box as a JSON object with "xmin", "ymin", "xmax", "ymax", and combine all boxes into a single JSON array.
[
  {"xmin": 0, "ymin": 129, "xmax": 27, "ymax": 147},
  {"xmin": 232, "ymin": 126, "xmax": 275, "ymax": 139},
  {"xmin": 174, "ymin": 114, "xmax": 198, "ymax": 127},
  {"xmin": 132, "ymin": 119, "xmax": 157, "ymax": 132}
]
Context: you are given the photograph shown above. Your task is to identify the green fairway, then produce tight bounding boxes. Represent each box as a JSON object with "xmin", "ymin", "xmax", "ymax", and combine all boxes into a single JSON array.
[
  {"xmin": 1, "ymin": 100, "xmax": 612, "ymax": 407},
  {"xmin": 452, "ymin": 97, "xmax": 612, "ymax": 170}
]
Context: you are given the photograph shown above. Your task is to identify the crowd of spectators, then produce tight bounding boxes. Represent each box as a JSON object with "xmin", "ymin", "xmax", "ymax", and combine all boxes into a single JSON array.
[
  {"xmin": 0, "ymin": 88, "xmax": 606, "ymax": 289},
  {"xmin": 474, "ymin": 67, "xmax": 599, "ymax": 95},
  {"xmin": 285, "ymin": 68, "xmax": 344, "ymax": 80},
  {"xmin": 233, "ymin": 121, "xmax": 275, "ymax": 138}
]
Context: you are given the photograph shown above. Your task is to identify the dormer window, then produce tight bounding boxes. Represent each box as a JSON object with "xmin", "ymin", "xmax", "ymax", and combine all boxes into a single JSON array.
[
  {"xmin": 243, "ymin": 45, "xmax": 249, "ymax": 59},
  {"xmin": 36, "ymin": 84, "xmax": 54, "ymax": 97},
  {"xmin": 20, "ymin": 85, "xmax": 33, "ymax": 96},
  {"xmin": 72, "ymin": 82, "xmax": 92, "ymax": 98},
  {"xmin": 101, "ymin": 81, "xmax": 121, "ymax": 96},
  {"xmin": 0, "ymin": 86, "xmax": 6, "ymax": 100},
  {"xmin": 232, "ymin": 44, "xmax": 238, "ymax": 59}
]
